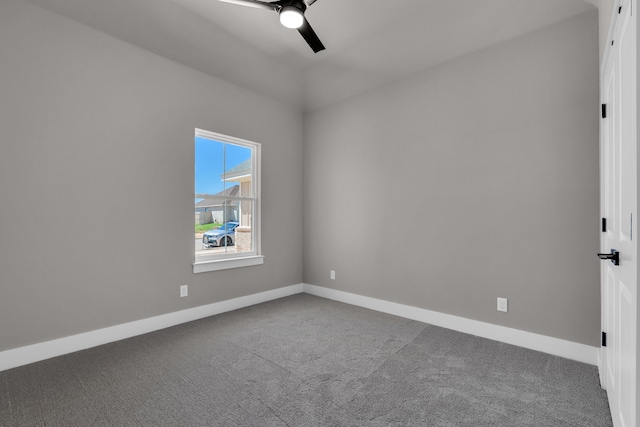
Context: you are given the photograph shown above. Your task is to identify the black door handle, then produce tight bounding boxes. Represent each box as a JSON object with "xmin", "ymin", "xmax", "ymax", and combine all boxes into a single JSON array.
[{"xmin": 598, "ymin": 249, "xmax": 620, "ymax": 265}]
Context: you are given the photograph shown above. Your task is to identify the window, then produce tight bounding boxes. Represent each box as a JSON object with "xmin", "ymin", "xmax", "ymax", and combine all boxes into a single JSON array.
[{"xmin": 194, "ymin": 129, "xmax": 262, "ymax": 273}]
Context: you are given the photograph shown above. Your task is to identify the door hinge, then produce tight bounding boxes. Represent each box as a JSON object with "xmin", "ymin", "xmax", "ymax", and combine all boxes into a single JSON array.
[
  {"xmin": 602, "ymin": 103, "xmax": 607, "ymax": 118},
  {"xmin": 602, "ymin": 332, "xmax": 607, "ymax": 347},
  {"xmin": 602, "ymin": 218, "xmax": 607, "ymax": 232}
]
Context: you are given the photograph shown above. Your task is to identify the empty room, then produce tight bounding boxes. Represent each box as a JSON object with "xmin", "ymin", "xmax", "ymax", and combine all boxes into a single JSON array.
[{"xmin": 0, "ymin": 0, "xmax": 638, "ymax": 425}]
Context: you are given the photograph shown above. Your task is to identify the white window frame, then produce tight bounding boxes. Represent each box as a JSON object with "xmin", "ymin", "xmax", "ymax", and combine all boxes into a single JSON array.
[{"xmin": 193, "ymin": 129, "xmax": 263, "ymax": 273}]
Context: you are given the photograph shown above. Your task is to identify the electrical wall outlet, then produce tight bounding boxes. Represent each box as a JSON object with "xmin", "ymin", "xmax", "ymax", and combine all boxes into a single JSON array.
[
  {"xmin": 497, "ymin": 297, "xmax": 508, "ymax": 312},
  {"xmin": 180, "ymin": 285, "xmax": 188, "ymax": 298},
  {"xmin": 330, "ymin": 270, "xmax": 336, "ymax": 280}
]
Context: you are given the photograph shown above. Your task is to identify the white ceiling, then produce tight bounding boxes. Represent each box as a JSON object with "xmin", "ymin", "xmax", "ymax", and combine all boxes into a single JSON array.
[{"xmin": 23, "ymin": 0, "xmax": 597, "ymax": 111}]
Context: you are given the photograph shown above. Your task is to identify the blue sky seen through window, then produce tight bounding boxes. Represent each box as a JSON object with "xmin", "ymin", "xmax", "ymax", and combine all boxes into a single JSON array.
[{"xmin": 195, "ymin": 136, "xmax": 251, "ymax": 197}]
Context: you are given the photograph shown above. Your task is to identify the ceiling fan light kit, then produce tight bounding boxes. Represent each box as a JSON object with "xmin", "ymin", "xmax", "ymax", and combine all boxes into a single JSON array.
[
  {"xmin": 280, "ymin": 5, "xmax": 304, "ymax": 29},
  {"xmin": 217, "ymin": 0, "xmax": 325, "ymax": 53}
]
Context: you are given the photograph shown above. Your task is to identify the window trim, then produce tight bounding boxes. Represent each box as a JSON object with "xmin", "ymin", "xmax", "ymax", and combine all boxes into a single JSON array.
[
  {"xmin": 193, "ymin": 255, "xmax": 265, "ymax": 273},
  {"xmin": 193, "ymin": 129, "xmax": 262, "ymax": 273}
]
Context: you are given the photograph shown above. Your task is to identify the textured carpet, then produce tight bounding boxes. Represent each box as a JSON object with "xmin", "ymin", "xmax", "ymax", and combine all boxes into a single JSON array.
[{"xmin": 0, "ymin": 294, "xmax": 612, "ymax": 426}]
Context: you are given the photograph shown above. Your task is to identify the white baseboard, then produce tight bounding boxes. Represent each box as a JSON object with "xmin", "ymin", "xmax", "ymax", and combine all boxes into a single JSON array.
[
  {"xmin": 0, "ymin": 282, "xmax": 599, "ymax": 372},
  {"xmin": 0, "ymin": 284, "xmax": 304, "ymax": 372},
  {"xmin": 303, "ymin": 284, "xmax": 598, "ymax": 365}
]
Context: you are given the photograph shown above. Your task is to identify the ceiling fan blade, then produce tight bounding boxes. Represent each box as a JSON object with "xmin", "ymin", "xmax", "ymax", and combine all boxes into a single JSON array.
[
  {"xmin": 305, "ymin": 0, "xmax": 318, "ymax": 6},
  {"xmin": 297, "ymin": 17, "xmax": 325, "ymax": 53},
  {"xmin": 217, "ymin": 0, "xmax": 280, "ymax": 12}
]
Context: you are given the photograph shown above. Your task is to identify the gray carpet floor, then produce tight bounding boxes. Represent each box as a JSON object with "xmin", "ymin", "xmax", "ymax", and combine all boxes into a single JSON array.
[{"xmin": 0, "ymin": 294, "xmax": 612, "ymax": 426}]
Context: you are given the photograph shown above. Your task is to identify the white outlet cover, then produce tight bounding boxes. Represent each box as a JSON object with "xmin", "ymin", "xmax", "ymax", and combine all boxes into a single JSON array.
[
  {"xmin": 180, "ymin": 285, "xmax": 188, "ymax": 297},
  {"xmin": 497, "ymin": 297, "xmax": 508, "ymax": 312},
  {"xmin": 330, "ymin": 270, "xmax": 335, "ymax": 280}
]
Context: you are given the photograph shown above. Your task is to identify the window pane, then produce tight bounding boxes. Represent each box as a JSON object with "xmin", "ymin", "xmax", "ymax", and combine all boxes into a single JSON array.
[
  {"xmin": 195, "ymin": 136, "xmax": 224, "ymax": 196},
  {"xmin": 195, "ymin": 200, "xmax": 253, "ymax": 259},
  {"xmin": 224, "ymin": 144, "xmax": 253, "ymax": 198},
  {"xmin": 232, "ymin": 200, "xmax": 253, "ymax": 254}
]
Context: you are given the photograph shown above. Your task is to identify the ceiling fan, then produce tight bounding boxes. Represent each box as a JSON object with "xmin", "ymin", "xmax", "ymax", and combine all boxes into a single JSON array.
[{"xmin": 217, "ymin": 0, "xmax": 325, "ymax": 53}]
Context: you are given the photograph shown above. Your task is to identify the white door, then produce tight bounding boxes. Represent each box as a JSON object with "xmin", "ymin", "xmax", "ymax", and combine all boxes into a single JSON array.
[{"xmin": 600, "ymin": 1, "xmax": 637, "ymax": 426}]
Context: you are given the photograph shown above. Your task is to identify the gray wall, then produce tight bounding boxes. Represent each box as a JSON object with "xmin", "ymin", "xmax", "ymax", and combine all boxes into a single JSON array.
[
  {"xmin": 0, "ymin": 0, "xmax": 303, "ymax": 352},
  {"xmin": 303, "ymin": 11, "xmax": 601, "ymax": 346}
]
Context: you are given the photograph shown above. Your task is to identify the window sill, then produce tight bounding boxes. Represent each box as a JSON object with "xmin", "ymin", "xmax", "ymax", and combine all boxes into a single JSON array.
[{"xmin": 193, "ymin": 255, "xmax": 264, "ymax": 273}]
